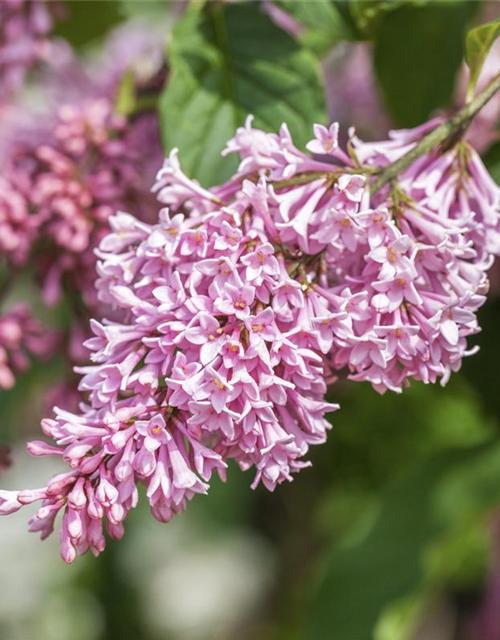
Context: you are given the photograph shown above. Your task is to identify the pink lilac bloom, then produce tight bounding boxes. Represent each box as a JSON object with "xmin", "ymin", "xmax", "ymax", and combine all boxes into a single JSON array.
[
  {"xmin": 0, "ymin": 0, "xmax": 65, "ymax": 102},
  {"xmin": 0, "ymin": 304, "xmax": 58, "ymax": 389},
  {"xmin": 0, "ymin": 15, "xmax": 166, "ymax": 316},
  {"xmin": 90, "ymin": 18, "xmax": 169, "ymax": 94},
  {"xmin": 2, "ymin": 115, "xmax": 499, "ymax": 562},
  {"xmin": 323, "ymin": 42, "xmax": 392, "ymax": 142},
  {"xmin": 0, "ymin": 97, "xmax": 161, "ymax": 310},
  {"xmin": 262, "ymin": 1, "xmax": 304, "ymax": 38}
]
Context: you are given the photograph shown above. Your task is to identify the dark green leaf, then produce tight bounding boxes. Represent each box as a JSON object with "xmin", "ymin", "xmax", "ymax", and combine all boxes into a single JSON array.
[
  {"xmin": 306, "ymin": 446, "xmax": 490, "ymax": 640},
  {"xmin": 483, "ymin": 141, "xmax": 500, "ymax": 184},
  {"xmin": 159, "ymin": 1, "xmax": 327, "ymax": 186},
  {"xmin": 374, "ymin": 2, "xmax": 478, "ymax": 126},
  {"xmin": 54, "ymin": 0, "xmax": 124, "ymax": 48},
  {"xmin": 466, "ymin": 18, "xmax": 500, "ymax": 100},
  {"xmin": 302, "ymin": 375, "xmax": 496, "ymax": 640},
  {"xmin": 349, "ymin": 0, "xmax": 427, "ymax": 38}
]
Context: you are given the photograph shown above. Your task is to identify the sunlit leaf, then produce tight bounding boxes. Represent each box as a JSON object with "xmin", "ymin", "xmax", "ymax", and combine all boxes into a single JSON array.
[
  {"xmin": 273, "ymin": 0, "xmax": 353, "ymax": 53},
  {"xmin": 466, "ymin": 18, "xmax": 500, "ymax": 101},
  {"xmin": 159, "ymin": 1, "xmax": 326, "ymax": 186},
  {"xmin": 349, "ymin": 0, "xmax": 427, "ymax": 38}
]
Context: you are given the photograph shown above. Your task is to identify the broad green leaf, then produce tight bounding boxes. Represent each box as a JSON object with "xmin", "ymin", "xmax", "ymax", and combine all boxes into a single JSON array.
[
  {"xmin": 466, "ymin": 18, "xmax": 500, "ymax": 101},
  {"xmin": 159, "ymin": 1, "xmax": 327, "ymax": 186},
  {"xmin": 273, "ymin": 1, "xmax": 353, "ymax": 54},
  {"xmin": 374, "ymin": 2, "xmax": 477, "ymax": 126}
]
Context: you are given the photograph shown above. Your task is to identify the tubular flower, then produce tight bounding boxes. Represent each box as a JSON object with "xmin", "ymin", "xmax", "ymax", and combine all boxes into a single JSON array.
[{"xmin": 2, "ymin": 116, "xmax": 499, "ymax": 561}]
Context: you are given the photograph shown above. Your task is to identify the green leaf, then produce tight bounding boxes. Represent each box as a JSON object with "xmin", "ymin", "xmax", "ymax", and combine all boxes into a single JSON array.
[
  {"xmin": 273, "ymin": 1, "xmax": 353, "ymax": 54},
  {"xmin": 302, "ymin": 376, "xmax": 496, "ymax": 640},
  {"xmin": 115, "ymin": 70, "xmax": 136, "ymax": 117},
  {"xmin": 307, "ymin": 451, "xmax": 464, "ymax": 640},
  {"xmin": 349, "ymin": 0, "xmax": 427, "ymax": 38},
  {"xmin": 159, "ymin": 1, "xmax": 327, "ymax": 186},
  {"xmin": 306, "ymin": 445, "xmax": 492, "ymax": 640},
  {"xmin": 466, "ymin": 18, "xmax": 500, "ymax": 101},
  {"xmin": 483, "ymin": 141, "xmax": 500, "ymax": 185},
  {"xmin": 118, "ymin": 0, "xmax": 173, "ymax": 20},
  {"xmin": 374, "ymin": 592, "xmax": 428, "ymax": 640},
  {"xmin": 374, "ymin": 1, "xmax": 478, "ymax": 126},
  {"xmin": 54, "ymin": 1, "xmax": 124, "ymax": 48}
]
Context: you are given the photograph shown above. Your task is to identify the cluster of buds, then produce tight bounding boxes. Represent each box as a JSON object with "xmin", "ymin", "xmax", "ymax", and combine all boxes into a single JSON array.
[
  {"xmin": 1, "ymin": 114, "xmax": 498, "ymax": 562},
  {"xmin": 0, "ymin": 99, "xmax": 160, "ymax": 309}
]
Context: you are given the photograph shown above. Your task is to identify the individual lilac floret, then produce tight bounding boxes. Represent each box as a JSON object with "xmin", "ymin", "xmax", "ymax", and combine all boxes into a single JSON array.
[{"xmin": 306, "ymin": 123, "xmax": 340, "ymax": 156}]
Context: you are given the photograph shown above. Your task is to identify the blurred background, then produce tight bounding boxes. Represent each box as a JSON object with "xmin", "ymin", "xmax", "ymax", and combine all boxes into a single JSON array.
[{"xmin": 1, "ymin": 1, "xmax": 500, "ymax": 639}]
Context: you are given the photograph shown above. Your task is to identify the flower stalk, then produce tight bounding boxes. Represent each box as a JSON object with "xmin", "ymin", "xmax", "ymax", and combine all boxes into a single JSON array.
[{"xmin": 370, "ymin": 71, "xmax": 500, "ymax": 195}]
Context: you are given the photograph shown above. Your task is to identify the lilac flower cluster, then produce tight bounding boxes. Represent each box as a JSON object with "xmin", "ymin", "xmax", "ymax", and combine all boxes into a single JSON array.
[
  {"xmin": 1, "ymin": 99, "xmax": 159, "ymax": 309},
  {"xmin": 1, "ymin": 116, "xmax": 499, "ymax": 562},
  {"xmin": 333, "ymin": 120, "xmax": 498, "ymax": 391},
  {"xmin": 0, "ymin": 304, "xmax": 57, "ymax": 390},
  {"xmin": 0, "ymin": 0, "xmax": 63, "ymax": 102}
]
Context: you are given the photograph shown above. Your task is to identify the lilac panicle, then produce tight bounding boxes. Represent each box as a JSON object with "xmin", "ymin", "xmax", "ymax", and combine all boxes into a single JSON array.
[{"xmin": 2, "ymin": 115, "xmax": 499, "ymax": 562}]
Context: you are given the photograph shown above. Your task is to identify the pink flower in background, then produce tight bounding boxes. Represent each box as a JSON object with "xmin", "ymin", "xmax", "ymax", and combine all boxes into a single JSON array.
[
  {"xmin": 0, "ymin": 0, "xmax": 65, "ymax": 102},
  {"xmin": 324, "ymin": 43, "xmax": 392, "ymax": 141},
  {"xmin": 1, "ymin": 98, "xmax": 160, "ymax": 309},
  {"xmin": 0, "ymin": 15, "xmax": 167, "ymax": 432},
  {"xmin": 0, "ymin": 304, "xmax": 59, "ymax": 389}
]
